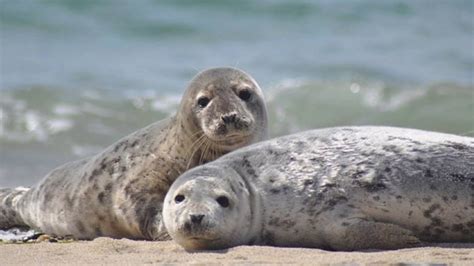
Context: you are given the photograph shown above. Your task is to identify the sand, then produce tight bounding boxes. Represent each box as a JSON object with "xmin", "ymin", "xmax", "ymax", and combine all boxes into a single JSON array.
[{"xmin": 1, "ymin": 238, "xmax": 473, "ymax": 265}]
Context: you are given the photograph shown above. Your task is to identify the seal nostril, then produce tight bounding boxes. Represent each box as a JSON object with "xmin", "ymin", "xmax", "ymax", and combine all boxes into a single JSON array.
[
  {"xmin": 190, "ymin": 214, "xmax": 204, "ymax": 224},
  {"xmin": 222, "ymin": 113, "xmax": 237, "ymax": 124}
]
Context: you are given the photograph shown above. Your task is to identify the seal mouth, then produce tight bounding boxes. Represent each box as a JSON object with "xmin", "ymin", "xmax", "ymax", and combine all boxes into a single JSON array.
[
  {"xmin": 180, "ymin": 228, "xmax": 221, "ymax": 243},
  {"xmin": 208, "ymin": 133, "xmax": 253, "ymax": 147},
  {"xmin": 213, "ymin": 139, "xmax": 251, "ymax": 151},
  {"xmin": 188, "ymin": 236, "xmax": 220, "ymax": 242},
  {"xmin": 180, "ymin": 236, "xmax": 224, "ymax": 251}
]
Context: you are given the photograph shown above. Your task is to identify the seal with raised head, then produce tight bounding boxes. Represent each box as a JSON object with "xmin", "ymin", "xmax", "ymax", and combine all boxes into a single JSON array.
[
  {"xmin": 0, "ymin": 67, "xmax": 268, "ymax": 240},
  {"xmin": 163, "ymin": 126, "xmax": 474, "ymax": 250}
]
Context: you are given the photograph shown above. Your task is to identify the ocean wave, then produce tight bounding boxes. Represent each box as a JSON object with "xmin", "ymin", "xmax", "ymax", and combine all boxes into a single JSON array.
[
  {"xmin": 0, "ymin": 228, "xmax": 37, "ymax": 242},
  {"xmin": 0, "ymin": 80, "xmax": 472, "ymax": 186},
  {"xmin": 265, "ymin": 79, "xmax": 473, "ymax": 137},
  {"xmin": 1, "ymin": 80, "xmax": 471, "ymax": 145},
  {"xmin": 0, "ymin": 87, "xmax": 173, "ymax": 144}
]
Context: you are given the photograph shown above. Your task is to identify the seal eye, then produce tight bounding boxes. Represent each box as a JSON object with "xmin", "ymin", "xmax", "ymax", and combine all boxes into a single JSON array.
[
  {"xmin": 216, "ymin": 196, "xmax": 230, "ymax": 208},
  {"xmin": 175, "ymin": 195, "xmax": 185, "ymax": 203},
  {"xmin": 197, "ymin": 97, "xmax": 210, "ymax": 108},
  {"xmin": 238, "ymin": 89, "xmax": 251, "ymax": 101}
]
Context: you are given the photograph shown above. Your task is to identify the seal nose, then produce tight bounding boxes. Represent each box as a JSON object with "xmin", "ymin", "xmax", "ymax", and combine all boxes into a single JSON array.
[
  {"xmin": 190, "ymin": 214, "xmax": 204, "ymax": 224},
  {"xmin": 221, "ymin": 113, "xmax": 237, "ymax": 124}
]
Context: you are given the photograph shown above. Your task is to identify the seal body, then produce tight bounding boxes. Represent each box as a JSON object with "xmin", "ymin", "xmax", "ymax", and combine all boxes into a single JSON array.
[
  {"xmin": 163, "ymin": 126, "xmax": 474, "ymax": 250},
  {"xmin": 0, "ymin": 67, "xmax": 268, "ymax": 240}
]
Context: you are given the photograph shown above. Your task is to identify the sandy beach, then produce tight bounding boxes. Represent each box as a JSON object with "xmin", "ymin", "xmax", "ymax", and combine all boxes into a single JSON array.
[{"xmin": 1, "ymin": 238, "xmax": 473, "ymax": 265}]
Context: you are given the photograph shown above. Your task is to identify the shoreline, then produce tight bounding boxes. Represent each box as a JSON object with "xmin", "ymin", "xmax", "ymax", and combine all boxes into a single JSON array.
[{"xmin": 1, "ymin": 238, "xmax": 473, "ymax": 265}]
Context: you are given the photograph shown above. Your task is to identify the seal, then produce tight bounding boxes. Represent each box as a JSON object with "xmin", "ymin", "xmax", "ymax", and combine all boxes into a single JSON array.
[
  {"xmin": 163, "ymin": 126, "xmax": 474, "ymax": 250},
  {"xmin": 0, "ymin": 67, "xmax": 268, "ymax": 240}
]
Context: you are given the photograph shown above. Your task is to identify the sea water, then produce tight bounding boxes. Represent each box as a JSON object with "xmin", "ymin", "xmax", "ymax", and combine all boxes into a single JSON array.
[{"xmin": 1, "ymin": 0, "xmax": 473, "ymax": 187}]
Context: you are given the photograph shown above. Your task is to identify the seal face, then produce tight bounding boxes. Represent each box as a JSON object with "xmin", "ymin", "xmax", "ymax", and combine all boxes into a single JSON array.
[
  {"xmin": 164, "ymin": 166, "xmax": 254, "ymax": 250},
  {"xmin": 163, "ymin": 126, "xmax": 474, "ymax": 250},
  {"xmin": 178, "ymin": 67, "xmax": 267, "ymax": 155},
  {"xmin": 0, "ymin": 67, "xmax": 268, "ymax": 240}
]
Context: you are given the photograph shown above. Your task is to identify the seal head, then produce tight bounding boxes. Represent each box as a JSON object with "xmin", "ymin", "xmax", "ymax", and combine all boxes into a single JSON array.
[
  {"xmin": 178, "ymin": 67, "xmax": 267, "ymax": 152},
  {"xmin": 163, "ymin": 166, "xmax": 255, "ymax": 250}
]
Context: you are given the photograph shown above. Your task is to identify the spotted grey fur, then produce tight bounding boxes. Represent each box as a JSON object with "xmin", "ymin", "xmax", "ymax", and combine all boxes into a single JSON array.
[
  {"xmin": 163, "ymin": 126, "xmax": 474, "ymax": 250},
  {"xmin": 0, "ymin": 67, "xmax": 268, "ymax": 240}
]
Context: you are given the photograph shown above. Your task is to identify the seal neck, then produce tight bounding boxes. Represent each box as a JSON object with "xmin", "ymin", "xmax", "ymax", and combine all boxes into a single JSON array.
[
  {"xmin": 173, "ymin": 114, "xmax": 229, "ymax": 171},
  {"xmin": 231, "ymin": 165, "xmax": 265, "ymax": 245}
]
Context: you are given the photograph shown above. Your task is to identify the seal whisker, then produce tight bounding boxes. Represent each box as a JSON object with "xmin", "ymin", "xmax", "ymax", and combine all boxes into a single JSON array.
[
  {"xmin": 212, "ymin": 141, "xmax": 223, "ymax": 161},
  {"xmin": 189, "ymin": 130, "xmax": 206, "ymax": 139},
  {"xmin": 212, "ymin": 143, "xmax": 219, "ymax": 162},
  {"xmin": 187, "ymin": 133, "xmax": 206, "ymax": 153},
  {"xmin": 186, "ymin": 134, "xmax": 207, "ymax": 170},
  {"xmin": 208, "ymin": 141, "xmax": 218, "ymax": 162},
  {"xmin": 199, "ymin": 140, "xmax": 212, "ymax": 165}
]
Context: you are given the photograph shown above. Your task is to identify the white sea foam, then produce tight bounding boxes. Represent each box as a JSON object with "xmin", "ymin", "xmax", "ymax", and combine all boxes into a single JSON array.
[
  {"xmin": 72, "ymin": 145, "xmax": 103, "ymax": 157},
  {"xmin": 132, "ymin": 97, "xmax": 147, "ymax": 109},
  {"xmin": 47, "ymin": 118, "xmax": 74, "ymax": 134},
  {"xmin": 266, "ymin": 78, "xmax": 308, "ymax": 102},
  {"xmin": 24, "ymin": 111, "xmax": 48, "ymax": 142},
  {"xmin": 0, "ymin": 228, "xmax": 37, "ymax": 242},
  {"xmin": 360, "ymin": 85, "xmax": 427, "ymax": 112},
  {"xmin": 151, "ymin": 95, "xmax": 181, "ymax": 113},
  {"xmin": 349, "ymin": 83, "xmax": 361, "ymax": 94},
  {"xmin": 53, "ymin": 104, "xmax": 80, "ymax": 116}
]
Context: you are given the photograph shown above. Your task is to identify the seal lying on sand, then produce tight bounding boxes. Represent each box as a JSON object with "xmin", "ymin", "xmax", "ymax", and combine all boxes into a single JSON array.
[
  {"xmin": 163, "ymin": 126, "xmax": 474, "ymax": 250},
  {"xmin": 0, "ymin": 67, "xmax": 268, "ymax": 240}
]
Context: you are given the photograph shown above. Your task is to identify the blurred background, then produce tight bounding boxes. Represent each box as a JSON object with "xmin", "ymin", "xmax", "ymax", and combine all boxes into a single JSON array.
[{"xmin": 0, "ymin": 0, "xmax": 473, "ymax": 187}]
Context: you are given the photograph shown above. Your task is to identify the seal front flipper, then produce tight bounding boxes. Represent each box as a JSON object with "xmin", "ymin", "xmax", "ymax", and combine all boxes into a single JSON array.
[
  {"xmin": 0, "ymin": 187, "xmax": 30, "ymax": 229},
  {"xmin": 324, "ymin": 217, "xmax": 421, "ymax": 251},
  {"xmin": 140, "ymin": 211, "xmax": 171, "ymax": 240}
]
